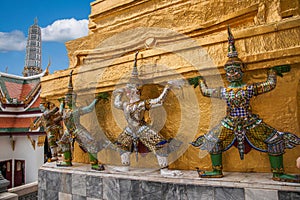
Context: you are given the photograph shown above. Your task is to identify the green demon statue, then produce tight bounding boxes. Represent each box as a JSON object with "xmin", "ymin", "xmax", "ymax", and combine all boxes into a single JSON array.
[
  {"xmin": 57, "ymin": 70, "xmax": 106, "ymax": 171},
  {"xmin": 189, "ymin": 26, "xmax": 300, "ymax": 183}
]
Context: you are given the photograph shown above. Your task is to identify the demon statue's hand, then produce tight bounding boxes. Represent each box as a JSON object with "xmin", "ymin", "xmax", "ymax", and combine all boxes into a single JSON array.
[
  {"xmin": 271, "ymin": 65, "xmax": 291, "ymax": 77},
  {"xmin": 167, "ymin": 79, "xmax": 185, "ymax": 89},
  {"xmin": 58, "ymin": 97, "xmax": 65, "ymax": 103},
  {"xmin": 188, "ymin": 76, "xmax": 204, "ymax": 88},
  {"xmin": 112, "ymin": 88, "xmax": 125, "ymax": 97},
  {"xmin": 95, "ymin": 92, "xmax": 109, "ymax": 100}
]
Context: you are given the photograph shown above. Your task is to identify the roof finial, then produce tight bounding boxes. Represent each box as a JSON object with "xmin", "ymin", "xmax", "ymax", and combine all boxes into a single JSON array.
[
  {"xmin": 44, "ymin": 57, "xmax": 51, "ymax": 76},
  {"xmin": 34, "ymin": 17, "xmax": 38, "ymax": 25}
]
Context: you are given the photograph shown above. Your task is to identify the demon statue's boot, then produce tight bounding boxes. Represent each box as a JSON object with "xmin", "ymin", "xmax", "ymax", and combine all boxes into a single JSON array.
[
  {"xmin": 57, "ymin": 151, "xmax": 72, "ymax": 167},
  {"xmin": 269, "ymin": 154, "xmax": 300, "ymax": 183},
  {"xmin": 89, "ymin": 153, "xmax": 105, "ymax": 171},
  {"xmin": 157, "ymin": 155, "xmax": 183, "ymax": 176},
  {"xmin": 197, "ymin": 153, "xmax": 223, "ymax": 178}
]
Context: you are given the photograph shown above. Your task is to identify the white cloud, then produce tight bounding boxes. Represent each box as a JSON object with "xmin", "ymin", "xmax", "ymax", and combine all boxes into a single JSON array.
[
  {"xmin": 41, "ymin": 18, "xmax": 89, "ymax": 42},
  {"xmin": 0, "ymin": 18, "xmax": 88, "ymax": 52},
  {"xmin": 0, "ymin": 30, "xmax": 26, "ymax": 52}
]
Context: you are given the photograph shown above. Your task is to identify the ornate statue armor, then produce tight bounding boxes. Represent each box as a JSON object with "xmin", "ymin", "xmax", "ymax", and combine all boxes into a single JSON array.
[
  {"xmin": 195, "ymin": 69, "xmax": 281, "ymax": 158},
  {"xmin": 57, "ymin": 70, "xmax": 105, "ymax": 171},
  {"xmin": 113, "ymin": 52, "xmax": 182, "ymax": 176},
  {"xmin": 113, "ymin": 84, "xmax": 170, "ymax": 156},
  {"xmin": 59, "ymin": 100, "xmax": 99, "ymax": 154},
  {"xmin": 189, "ymin": 26, "xmax": 300, "ymax": 182},
  {"xmin": 35, "ymin": 98, "xmax": 63, "ymax": 162}
]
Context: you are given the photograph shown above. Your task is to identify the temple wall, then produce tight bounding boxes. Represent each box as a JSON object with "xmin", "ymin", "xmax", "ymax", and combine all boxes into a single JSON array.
[
  {"xmin": 0, "ymin": 136, "xmax": 44, "ymax": 186},
  {"xmin": 41, "ymin": 0, "xmax": 300, "ymax": 173}
]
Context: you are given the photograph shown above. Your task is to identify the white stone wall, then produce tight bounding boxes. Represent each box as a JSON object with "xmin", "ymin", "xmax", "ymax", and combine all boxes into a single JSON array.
[{"xmin": 0, "ymin": 135, "xmax": 44, "ymax": 187}]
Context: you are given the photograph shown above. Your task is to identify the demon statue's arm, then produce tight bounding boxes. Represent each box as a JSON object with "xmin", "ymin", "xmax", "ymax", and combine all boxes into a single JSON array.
[
  {"xmin": 147, "ymin": 85, "xmax": 170, "ymax": 109},
  {"xmin": 188, "ymin": 76, "xmax": 222, "ymax": 98},
  {"xmin": 253, "ymin": 65, "xmax": 290, "ymax": 96},
  {"xmin": 113, "ymin": 88, "xmax": 125, "ymax": 110}
]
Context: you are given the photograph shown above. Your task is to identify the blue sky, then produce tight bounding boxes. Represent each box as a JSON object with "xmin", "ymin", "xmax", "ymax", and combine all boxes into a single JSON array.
[{"xmin": 0, "ymin": 0, "xmax": 94, "ymax": 76}]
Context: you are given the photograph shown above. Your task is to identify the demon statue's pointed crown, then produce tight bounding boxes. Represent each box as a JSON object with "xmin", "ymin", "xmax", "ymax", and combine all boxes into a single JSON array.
[
  {"xmin": 65, "ymin": 70, "xmax": 77, "ymax": 102},
  {"xmin": 224, "ymin": 26, "xmax": 245, "ymax": 71},
  {"xmin": 126, "ymin": 51, "xmax": 143, "ymax": 91}
]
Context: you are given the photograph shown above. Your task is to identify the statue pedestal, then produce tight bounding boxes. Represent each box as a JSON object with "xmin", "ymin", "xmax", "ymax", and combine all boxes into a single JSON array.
[
  {"xmin": 38, "ymin": 162, "xmax": 300, "ymax": 200},
  {"xmin": 0, "ymin": 174, "xmax": 9, "ymax": 193},
  {"xmin": 0, "ymin": 193, "xmax": 18, "ymax": 200}
]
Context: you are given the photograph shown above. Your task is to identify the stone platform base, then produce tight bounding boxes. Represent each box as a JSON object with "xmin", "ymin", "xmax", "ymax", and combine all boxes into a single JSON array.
[
  {"xmin": 0, "ymin": 192, "xmax": 18, "ymax": 200},
  {"xmin": 38, "ymin": 162, "xmax": 300, "ymax": 200}
]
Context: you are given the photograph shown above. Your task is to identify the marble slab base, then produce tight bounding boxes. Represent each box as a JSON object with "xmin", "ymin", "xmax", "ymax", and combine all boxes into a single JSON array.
[
  {"xmin": 0, "ymin": 192, "xmax": 18, "ymax": 200},
  {"xmin": 38, "ymin": 162, "xmax": 300, "ymax": 200}
]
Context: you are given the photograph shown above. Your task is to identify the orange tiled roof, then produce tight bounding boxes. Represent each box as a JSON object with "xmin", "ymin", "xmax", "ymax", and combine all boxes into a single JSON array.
[
  {"xmin": 0, "ymin": 72, "xmax": 46, "ymax": 134},
  {"xmin": 4, "ymin": 82, "xmax": 38, "ymax": 101},
  {"xmin": 31, "ymin": 97, "xmax": 41, "ymax": 109},
  {"xmin": 0, "ymin": 117, "xmax": 36, "ymax": 128},
  {"xmin": 0, "ymin": 72, "xmax": 42, "ymax": 110},
  {"xmin": 0, "ymin": 115, "xmax": 44, "ymax": 135}
]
